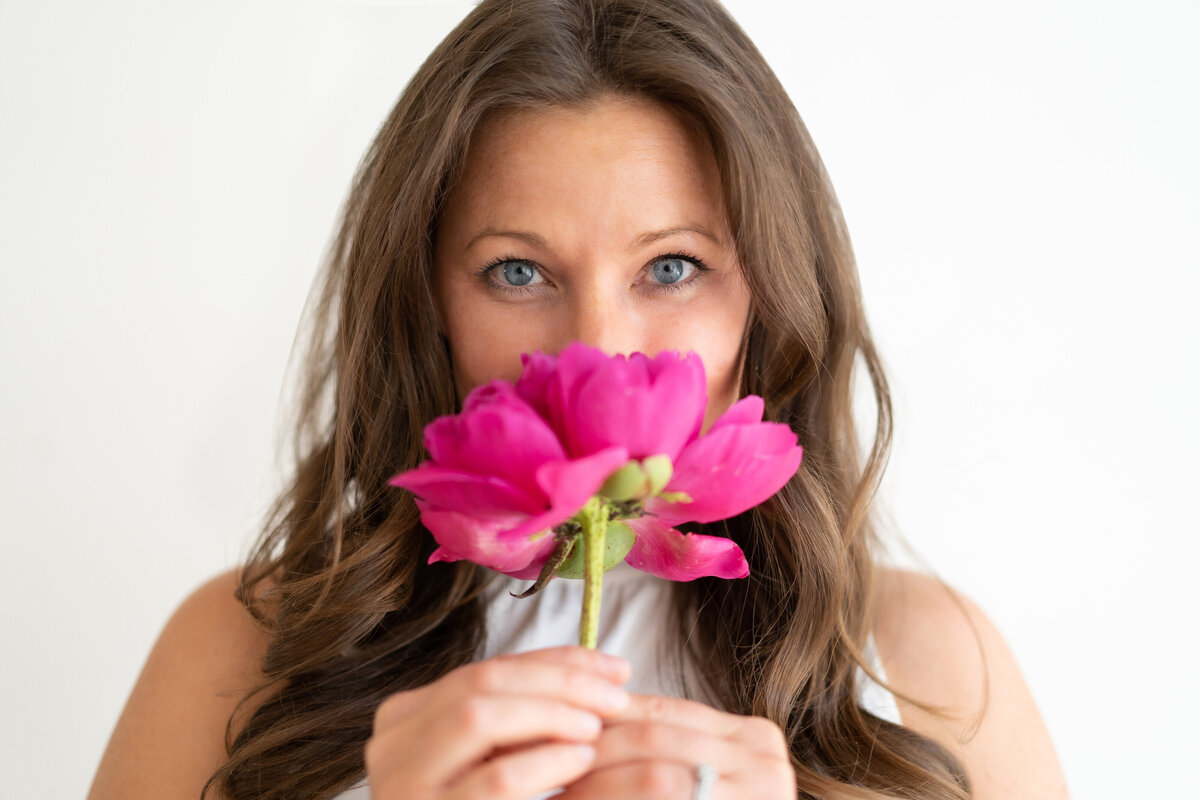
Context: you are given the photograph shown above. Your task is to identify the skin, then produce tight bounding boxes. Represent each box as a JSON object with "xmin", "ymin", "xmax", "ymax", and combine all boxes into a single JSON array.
[
  {"xmin": 432, "ymin": 96, "xmax": 752, "ymax": 433},
  {"xmin": 85, "ymin": 572, "xmax": 1071, "ymax": 799},
  {"xmin": 87, "ymin": 97, "xmax": 1070, "ymax": 799},
  {"xmin": 419, "ymin": 96, "xmax": 791, "ymax": 798}
]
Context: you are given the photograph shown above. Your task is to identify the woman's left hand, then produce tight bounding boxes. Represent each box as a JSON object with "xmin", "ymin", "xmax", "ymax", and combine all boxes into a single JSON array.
[{"xmin": 557, "ymin": 693, "xmax": 795, "ymax": 799}]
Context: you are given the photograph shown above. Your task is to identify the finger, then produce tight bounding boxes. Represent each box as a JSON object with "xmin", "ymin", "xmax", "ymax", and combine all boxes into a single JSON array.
[
  {"xmin": 589, "ymin": 724, "xmax": 794, "ymax": 797},
  {"xmin": 590, "ymin": 720, "xmax": 735, "ymax": 774},
  {"xmin": 444, "ymin": 742, "xmax": 597, "ymax": 800},
  {"xmin": 609, "ymin": 695, "xmax": 787, "ymax": 757},
  {"xmin": 725, "ymin": 752, "xmax": 798, "ymax": 795},
  {"xmin": 367, "ymin": 696, "xmax": 601, "ymax": 789},
  {"xmin": 442, "ymin": 658, "xmax": 631, "ymax": 714},
  {"xmin": 724, "ymin": 713, "xmax": 790, "ymax": 757},
  {"xmin": 609, "ymin": 693, "xmax": 742, "ymax": 737},
  {"xmin": 557, "ymin": 760, "xmax": 706, "ymax": 800},
  {"xmin": 373, "ymin": 657, "xmax": 630, "ymax": 732},
  {"xmin": 495, "ymin": 645, "xmax": 632, "ymax": 683}
]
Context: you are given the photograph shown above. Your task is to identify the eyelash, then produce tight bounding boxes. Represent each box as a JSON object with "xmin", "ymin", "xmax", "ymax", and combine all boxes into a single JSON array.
[{"xmin": 476, "ymin": 251, "xmax": 712, "ymax": 297}]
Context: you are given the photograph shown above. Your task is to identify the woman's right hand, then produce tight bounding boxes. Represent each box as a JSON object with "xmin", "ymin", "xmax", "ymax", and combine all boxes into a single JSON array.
[{"xmin": 365, "ymin": 646, "xmax": 632, "ymax": 799}]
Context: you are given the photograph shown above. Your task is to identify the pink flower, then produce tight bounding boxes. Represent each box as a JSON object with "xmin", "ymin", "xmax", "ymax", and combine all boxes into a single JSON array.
[
  {"xmin": 517, "ymin": 343, "xmax": 707, "ymax": 461},
  {"xmin": 389, "ymin": 343, "xmax": 805, "ymax": 649},
  {"xmin": 387, "ymin": 381, "xmax": 628, "ymax": 579},
  {"xmin": 515, "ymin": 344, "xmax": 804, "ymax": 582},
  {"xmin": 624, "ymin": 395, "xmax": 802, "ymax": 580}
]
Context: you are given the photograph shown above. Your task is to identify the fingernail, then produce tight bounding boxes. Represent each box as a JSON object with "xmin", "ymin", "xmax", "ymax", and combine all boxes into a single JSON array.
[
  {"xmin": 573, "ymin": 744, "xmax": 596, "ymax": 761},
  {"xmin": 599, "ymin": 652, "xmax": 631, "ymax": 675},
  {"xmin": 572, "ymin": 711, "xmax": 602, "ymax": 736},
  {"xmin": 596, "ymin": 683, "xmax": 630, "ymax": 711}
]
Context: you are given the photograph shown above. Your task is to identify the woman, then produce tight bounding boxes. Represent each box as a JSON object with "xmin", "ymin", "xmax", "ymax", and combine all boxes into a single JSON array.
[{"xmin": 88, "ymin": 1, "xmax": 1069, "ymax": 798}]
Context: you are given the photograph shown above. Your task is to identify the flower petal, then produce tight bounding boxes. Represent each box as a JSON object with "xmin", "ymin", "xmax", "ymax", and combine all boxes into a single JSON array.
[
  {"xmin": 570, "ymin": 349, "xmax": 706, "ymax": 460},
  {"xmin": 709, "ymin": 394, "xmax": 765, "ymax": 431},
  {"xmin": 453, "ymin": 446, "xmax": 628, "ymax": 544},
  {"xmin": 515, "ymin": 351, "xmax": 559, "ymax": 421},
  {"xmin": 388, "ymin": 465, "xmax": 544, "ymax": 517},
  {"xmin": 418, "ymin": 502, "xmax": 558, "ymax": 577},
  {"xmin": 429, "ymin": 545, "xmax": 547, "ymax": 581},
  {"xmin": 529, "ymin": 343, "xmax": 609, "ymax": 453},
  {"xmin": 623, "ymin": 515, "xmax": 749, "ymax": 580},
  {"xmin": 532, "ymin": 445, "xmax": 630, "ymax": 524},
  {"xmin": 522, "ymin": 344, "xmax": 707, "ymax": 460},
  {"xmin": 424, "ymin": 381, "xmax": 565, "ymax": 497},
  {"xmin": 650, "ymin": 421, "xmax": 803, "ymax": 524},
  {"xmin": 402, "ymin": 446, "xmax": 628, "ymax": 578}
]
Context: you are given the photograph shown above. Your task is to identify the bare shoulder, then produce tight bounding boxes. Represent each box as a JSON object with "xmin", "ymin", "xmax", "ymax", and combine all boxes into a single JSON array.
[
  {"xmin": 871, "ymin": 567, "xmax": 1071, "ymax": 800},
  {"xmin": 88, "ymin": 568, "xmax": 276, "ymax": 800}
]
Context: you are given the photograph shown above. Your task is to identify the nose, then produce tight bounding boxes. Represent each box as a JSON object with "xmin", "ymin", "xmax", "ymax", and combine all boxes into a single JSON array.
[{"xmin": 562, "ymin": 283, "xmax": 646, "ymax": 357}]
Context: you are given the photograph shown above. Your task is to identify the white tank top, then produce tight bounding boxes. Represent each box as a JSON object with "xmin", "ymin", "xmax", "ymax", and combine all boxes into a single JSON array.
[{"xmin": 331, "ymin": 562, "xmax": 901, "ymax": 799}]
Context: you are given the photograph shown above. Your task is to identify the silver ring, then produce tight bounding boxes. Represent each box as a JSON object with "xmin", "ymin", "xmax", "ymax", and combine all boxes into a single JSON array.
[{"xmin": 693, "ymin": 762, "xmax": 717, "ymax": 800}]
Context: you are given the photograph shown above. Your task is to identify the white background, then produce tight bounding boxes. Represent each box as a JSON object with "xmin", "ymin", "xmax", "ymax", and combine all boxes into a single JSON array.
[{"xmin": 2, "ymin": 1, "xmax": 1196, "ymax": 797}]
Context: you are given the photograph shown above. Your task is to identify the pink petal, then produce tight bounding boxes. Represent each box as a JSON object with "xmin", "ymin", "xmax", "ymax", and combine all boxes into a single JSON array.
[
  {"xmin": 709, "ymin": 395, "xmax": 765, "ymax": 431},
  {"xmin": 569, "ymin": 350, "xmax": 706, "ymax": 460},
  {"xmin": 623, "ymin": 516, "xmax": 749, "ymax": 580},
  {"xmin": 428, "ymin": 546, "xmax": 547, "ymax": 580},
  {"xmin": 532, "ymin": 445, "xmax": 630, "ymax": 518},
  {"xmin": 650, "ymin": 422, "xmax": 803, "ymax": 524},
  {"xmin": 646, "ymin": 349, "xmax": 707, "ymax": 449},
  {"xmin": 516, "ymin": 348, "xmax": 590, "ymax": 448},
  {"xmin": 520, "ymin": 344, "xmax": 707, "ymax": 461},
  {"xmin": 424, "ymin": 381, "xmax": 565, "ymax": 497},
  {"xmin": 460, "ymin": 379, "xmax": 527, "ymax": 416},
  {"xmin": 418, "ymin": 503, "xmax": 558, "ymax": 576},
  {"xmin": 399, "ymin": 442, "xmax": 628, "ymax": 579},
  {"xmin": 539, "ymin": 343, "xmax": 611, "ymax": 453},
  {"xmin": 515, "ymin": 351, "xmax": 558, "ymax": 420},
  {"xmin": 453, "ymin": 446, "xmax": 628, "ymax": 544},
  {"xmin": 388, "ymin": 465, "xmax": 544, "ymax": 517},
  {"xmin": 494, "ymin": 559, "xmax": 551, "ymax": 580}
]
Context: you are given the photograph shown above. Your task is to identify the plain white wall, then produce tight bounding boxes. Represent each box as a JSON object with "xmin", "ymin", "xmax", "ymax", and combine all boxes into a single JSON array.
[{"xmin": 2, "ymin": 0, "xmax": 1196, "ymax": 797}]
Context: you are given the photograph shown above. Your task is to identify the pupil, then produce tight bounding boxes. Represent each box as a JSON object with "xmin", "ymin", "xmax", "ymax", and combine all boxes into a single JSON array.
[
  {"xmin": 653, "ymin": 258, "xmax": 685, "ymax": 284},
  {"xmin": 503, "ymin": 261, "xmax": 535, "ymax": 286}
]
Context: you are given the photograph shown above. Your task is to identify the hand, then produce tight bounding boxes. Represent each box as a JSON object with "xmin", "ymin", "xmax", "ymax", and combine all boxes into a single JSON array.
[
  {"xmin": 557, "ymin": 693, "xmax": 796, "ymax": 799},
  {"xmin": 365, "ymin": 646, "xmax": 632, "ymax": 799}
]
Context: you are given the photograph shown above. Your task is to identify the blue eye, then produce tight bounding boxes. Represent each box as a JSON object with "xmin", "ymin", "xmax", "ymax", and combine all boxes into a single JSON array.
[
  {"xmin": 650, "ymin": 256, "xmax": 692, "ymax": 285},
  {"xmin": 476, "ymin": 251, "xmax": 710, "ymax": 297},
  {"xmin": 478, "ymin": 256, "xmax": 545, "ymax": 295},
  {"xmin": 500, "ymin": 260, "xmax": 538, "ymax": 286}
]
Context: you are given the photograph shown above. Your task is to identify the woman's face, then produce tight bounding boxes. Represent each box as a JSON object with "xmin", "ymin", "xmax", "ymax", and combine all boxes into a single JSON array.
[{"xmin": 433, "ymin": 96, "xmax": 752, "ymax": 432}]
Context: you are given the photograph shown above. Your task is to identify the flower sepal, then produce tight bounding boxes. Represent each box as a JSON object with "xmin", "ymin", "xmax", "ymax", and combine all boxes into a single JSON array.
[{"xmin": 555, "ymin": 520, "xmax": 636, "ymax": 578}]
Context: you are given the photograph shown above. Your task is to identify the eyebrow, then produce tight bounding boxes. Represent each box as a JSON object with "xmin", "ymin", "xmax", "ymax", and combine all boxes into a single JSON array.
[{"xmin": 463, "ymin": 225, "xmax": 722, "ymax": 254}]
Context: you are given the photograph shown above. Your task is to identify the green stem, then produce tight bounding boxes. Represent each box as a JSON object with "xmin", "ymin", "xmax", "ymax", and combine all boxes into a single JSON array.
[{"xmin": 578, "ymin": 496, "xmax": 607, "ymax": 649}]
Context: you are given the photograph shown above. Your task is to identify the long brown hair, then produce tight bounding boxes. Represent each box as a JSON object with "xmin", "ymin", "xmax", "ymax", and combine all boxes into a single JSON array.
[{"xmin": 207, "ymin": 1, "xmax": 976, "ymax": 797}]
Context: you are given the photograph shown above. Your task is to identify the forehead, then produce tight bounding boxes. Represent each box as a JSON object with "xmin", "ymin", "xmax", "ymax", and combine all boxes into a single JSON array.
[
  {"xmin": 469, "ymin": 98, "xmax": 712, "ymax": 169},
  {"xmin": 441, "ymin": 98, "xmax": 727, "ymax": 237}
]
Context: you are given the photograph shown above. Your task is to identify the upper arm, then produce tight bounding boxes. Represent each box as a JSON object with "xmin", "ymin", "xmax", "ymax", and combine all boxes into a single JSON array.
[
  {"xmin": 871, "ymin": 568, "xmax": 1071, "ymax": 800},
  {"xmin": 87, "ymin": 569, "xmax": 275, "ymax": 800}
]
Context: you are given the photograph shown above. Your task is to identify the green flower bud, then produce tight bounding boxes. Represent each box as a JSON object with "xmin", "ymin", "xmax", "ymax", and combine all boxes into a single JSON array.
[
  {"xmin": 599, "ymin": 461, "xmax": 648, "ymax": 502},
  {"xmin": 556, "ymin": 521, "xmax": 636, "ymax": 579},
  {"xmin": 642, "ymin": 454, "xmax": 673, "ymax": 496}
]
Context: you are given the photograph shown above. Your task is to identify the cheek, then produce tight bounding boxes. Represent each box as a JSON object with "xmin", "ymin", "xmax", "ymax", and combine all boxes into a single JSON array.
[
  {"xmin": 445, "ymin": 331, "xmax": 525, "ymax": 401},
  {"xmin": 434, "ymin": 268, "xmax": 527, "ymax": 399},
  {"xmin": 439, "ymin": 296, "xmax": 532, "ymax": 400},
  {"xmin": 673, "ymin": 323, "xmax": 746, "ymax": 433},
  {"xmin": 692, "ymin": 285, "xmax": 751, "ymax": 430},
  {"xmin": 700, "ymin": 348, "xmax": 744, "ymax": 431}
]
